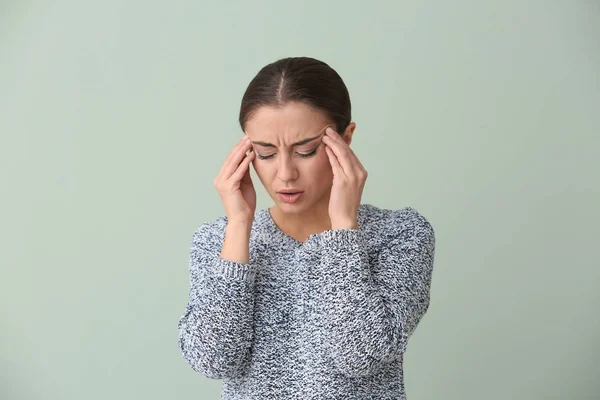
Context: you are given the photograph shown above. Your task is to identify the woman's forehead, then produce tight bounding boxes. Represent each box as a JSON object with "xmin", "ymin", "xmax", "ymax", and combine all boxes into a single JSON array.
[
  {"xmin": 250, "ymin": 127, "xmax": 327, "ymax": 148},
  {"xmin": 245, "ymin": 104, "xmax": 330, "ymax": 144}
]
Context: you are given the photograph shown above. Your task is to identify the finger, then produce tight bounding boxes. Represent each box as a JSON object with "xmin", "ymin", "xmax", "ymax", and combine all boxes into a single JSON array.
[
  {"xmin": 240, "ymin": 159, "xmax": 253, "ymax": 185},
  {"xmin": 217, "ymin": 135, "xmax": 248, "ymax": 177},
  {"xmin": 325, "ymin": 145, "xmax": 345, "ymax": 178},
  {"xmin": 230, "ymin": 150, "xmax": 255, "ymax": 183},
  {"xmin": 323, "ymin": 129, "xmax": 354, "ymax": 175},
  {"xmin": 326, "ymin": 129, "xmax": 364, "ymax": 175},
  {"xmin": 221, "ymin": 137, "xmax": 253, "ymax": 179},
  {"xmin": 347, "ymin": 146, "xmax": 366, "ymax": 174}
]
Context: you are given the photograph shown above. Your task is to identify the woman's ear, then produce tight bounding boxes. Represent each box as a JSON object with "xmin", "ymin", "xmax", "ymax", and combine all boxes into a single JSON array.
[{"xmin": 342, "ymin": 122, "xmax": 356, "ymax": 146}]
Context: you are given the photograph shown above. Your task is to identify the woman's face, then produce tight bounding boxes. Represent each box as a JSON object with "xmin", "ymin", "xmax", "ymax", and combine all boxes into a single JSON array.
[{"xmin": 244, "ymin": 102, "xmax": 353, "ymax": 216}]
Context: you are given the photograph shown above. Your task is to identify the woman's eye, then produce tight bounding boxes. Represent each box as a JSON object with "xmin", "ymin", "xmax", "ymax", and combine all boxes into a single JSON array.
[
  {"xmin": 297, "ymin": 147, "xmax": 318, "ymax": 158},
  {"xmin": 256, "ymin": 147, "xmax": 318, "ymax": 160}
]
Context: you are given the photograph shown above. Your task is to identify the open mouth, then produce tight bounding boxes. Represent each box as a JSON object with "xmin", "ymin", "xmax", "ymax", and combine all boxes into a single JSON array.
[{"xmin": 278, "ymin": 191, "xmax": 304, "ymax": 203}]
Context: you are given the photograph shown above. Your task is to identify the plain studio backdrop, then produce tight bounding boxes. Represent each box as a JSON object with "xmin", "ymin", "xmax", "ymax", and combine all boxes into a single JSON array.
[{"xmin": 1, "ymin": 1, "xmax": 598, "ymax": 399}]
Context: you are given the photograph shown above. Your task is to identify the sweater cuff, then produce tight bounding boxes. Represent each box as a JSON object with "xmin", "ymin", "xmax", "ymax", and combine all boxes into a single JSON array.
[
  {"xmin": 211, "ymin": 256, "xmax": 257, "ymax": 282},
  {"xmin": 319, "ymin": 228, "xmax": 361, "ymax": 251}
]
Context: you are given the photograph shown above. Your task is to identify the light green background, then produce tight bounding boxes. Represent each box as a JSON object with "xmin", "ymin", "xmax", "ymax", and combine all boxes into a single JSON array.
[{"xmin": 1, "ymin": 1, "xmax": 598, "ymax": 399}]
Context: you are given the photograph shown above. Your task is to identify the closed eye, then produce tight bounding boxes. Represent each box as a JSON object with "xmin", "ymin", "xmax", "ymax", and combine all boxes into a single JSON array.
[{"xmin": 256, "ymin": 146, "xmax": 319, "ymax": 160}]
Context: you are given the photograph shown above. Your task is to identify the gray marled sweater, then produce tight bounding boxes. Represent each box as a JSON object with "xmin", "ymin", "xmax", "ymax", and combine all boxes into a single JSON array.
[{"xmin": 177, "ymin": 203, "xmax": 435, "ymax": 399}]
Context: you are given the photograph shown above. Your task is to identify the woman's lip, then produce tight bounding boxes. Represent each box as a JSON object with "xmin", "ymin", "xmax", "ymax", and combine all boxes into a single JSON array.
[{"xmin": 278, "ymin": 192, "xmax": 303, "ymax": 203}]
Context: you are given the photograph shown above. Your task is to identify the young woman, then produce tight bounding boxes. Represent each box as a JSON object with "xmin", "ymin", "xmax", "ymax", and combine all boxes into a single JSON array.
[{"xmin": 178, "ymin": 56, "xmax": 436, "ymax": 399}]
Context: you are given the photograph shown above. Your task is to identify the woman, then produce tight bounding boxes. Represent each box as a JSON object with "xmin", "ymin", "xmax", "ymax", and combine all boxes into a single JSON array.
[{"xmin": 177, "ymin": 56, "xmax": 436, "ymax": 399}]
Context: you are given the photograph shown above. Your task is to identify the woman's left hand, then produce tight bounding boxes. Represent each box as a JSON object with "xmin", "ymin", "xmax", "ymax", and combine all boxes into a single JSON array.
[{"xmin": 323, "ymin": 126, "xmax": 368, "ymax": 230}]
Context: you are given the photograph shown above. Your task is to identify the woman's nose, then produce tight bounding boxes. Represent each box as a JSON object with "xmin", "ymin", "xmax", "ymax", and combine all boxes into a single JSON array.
[{"xmin": 276, "ymin": 154, "xmax": 299, "ymax": 181}]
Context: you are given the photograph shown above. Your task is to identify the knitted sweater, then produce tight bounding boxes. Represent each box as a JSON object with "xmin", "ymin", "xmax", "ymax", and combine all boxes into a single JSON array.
[{"xmin": 177, "ymin": 203, "xmax": 436, "ymax": 400}]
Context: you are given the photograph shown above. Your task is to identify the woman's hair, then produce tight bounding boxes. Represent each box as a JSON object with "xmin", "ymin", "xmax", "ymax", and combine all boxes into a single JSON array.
[{"xmin": 239, "ymin": 56, "xmax": 351, "ymax": 134}]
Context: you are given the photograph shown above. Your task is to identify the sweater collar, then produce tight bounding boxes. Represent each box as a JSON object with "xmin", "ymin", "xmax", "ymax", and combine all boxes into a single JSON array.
[{"xmin": 258, "ymin": 204, "xmax": 368, "ymax": 247}]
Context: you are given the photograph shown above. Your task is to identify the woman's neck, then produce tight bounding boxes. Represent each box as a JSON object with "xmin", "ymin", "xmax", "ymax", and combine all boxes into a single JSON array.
[{"xmin": 269, "ymin": 204, "xmax": 332, "ymax": 242}]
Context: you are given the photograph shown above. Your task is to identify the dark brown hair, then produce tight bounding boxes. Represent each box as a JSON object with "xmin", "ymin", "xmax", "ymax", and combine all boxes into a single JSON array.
[{"xmin": 239, "ymin": 57, "xmax": 351, "ymax": 134}]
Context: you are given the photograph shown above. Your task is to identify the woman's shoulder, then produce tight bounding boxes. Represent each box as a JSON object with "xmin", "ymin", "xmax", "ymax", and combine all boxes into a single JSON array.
[
  {"xmin": 360, "ymin": 203, "xmax": 435, "ymax": 245},
  {"xmin": 360, "ymin": 203, "xmax": 432, "ymax": 224}
]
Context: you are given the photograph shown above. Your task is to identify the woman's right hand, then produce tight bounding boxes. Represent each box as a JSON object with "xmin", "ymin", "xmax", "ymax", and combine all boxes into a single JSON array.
[{"xmin": 213, "ymin": 135, "xmax": 257, "ymax": 224}]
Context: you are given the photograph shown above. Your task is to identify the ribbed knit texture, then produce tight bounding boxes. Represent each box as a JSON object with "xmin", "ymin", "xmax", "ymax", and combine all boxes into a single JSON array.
[{"xmin": 177, "ymin": 203, "xmax": 435, "ymax": 399}]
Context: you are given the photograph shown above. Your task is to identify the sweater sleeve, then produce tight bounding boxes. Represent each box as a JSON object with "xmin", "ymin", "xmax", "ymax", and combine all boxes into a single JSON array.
[
  {"xmin": 316, "ymin": 208, "xmax": 435, "ymax": 378},
  {"xmin": 177, "ymin": 219, "xmax": 258, "ymax": 379}
]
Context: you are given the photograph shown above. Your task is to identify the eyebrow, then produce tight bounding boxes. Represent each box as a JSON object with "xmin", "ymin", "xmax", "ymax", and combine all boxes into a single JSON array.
[{"xmin": 250, "ymin": 134, "xmax": 323, "ymax": 148}]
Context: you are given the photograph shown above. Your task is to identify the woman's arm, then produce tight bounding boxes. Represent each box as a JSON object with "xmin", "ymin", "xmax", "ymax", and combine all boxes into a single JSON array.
[
  {"xmin": 177, "ymin": 218, "xmax": 257, "ymax": 379},
  {"xmin": 220, "ymin": 220, "xmax": 252, "ymax": 264},
  {"xmin": 317, "ymin": 208, "xmax": 436, "ymax": 378}
]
